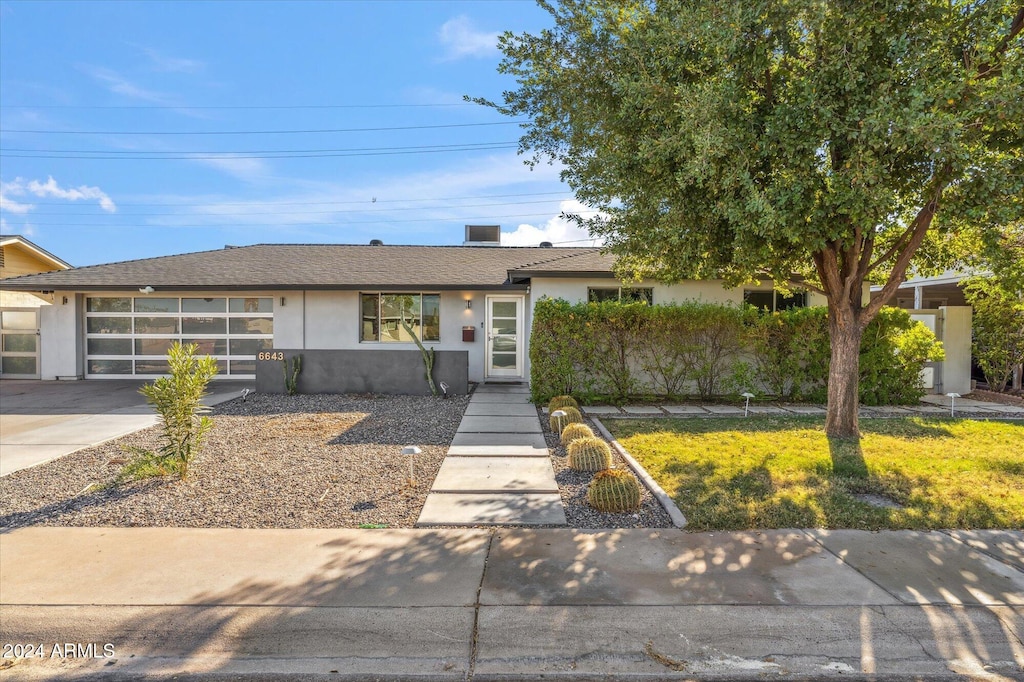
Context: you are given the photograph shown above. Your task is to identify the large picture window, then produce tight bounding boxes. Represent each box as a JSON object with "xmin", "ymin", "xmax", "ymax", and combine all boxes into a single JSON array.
[
  {"xmin": 84, "ymin": 295, "xmax": 273, "ymax": 377},
  {"xmin": 587, "ymin": 287, "xmax": 654, "ymax": 305},
  {"xmin": 360, "ymin": 293, "xmax": 440, "ymax": 343},
  {"xmin": 743, "ymin": 290, "xmax": 808, "ymax": 312}
]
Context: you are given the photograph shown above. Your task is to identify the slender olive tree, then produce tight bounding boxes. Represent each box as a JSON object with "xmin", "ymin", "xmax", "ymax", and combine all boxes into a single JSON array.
[{"xmin": 482, "ymin": 0, "xmax": 1023, "ymax": 437}]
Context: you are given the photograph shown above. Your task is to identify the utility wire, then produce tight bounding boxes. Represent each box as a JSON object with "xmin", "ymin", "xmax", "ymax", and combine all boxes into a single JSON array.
[
  {"xmin": 0, "ymin": 103, "xmax": 477, "ymax": 110},
  {"xmin": 14, "ymin": 191, "xmax": 568, "ymax": 208},
  {"xmin": 1, "ymin": 120, "xmax": 527, "ymax": 135},
  {"xmin": 21, "ymin": 198, "xmax": 564, "ymax": 217},
  {"xmin": 21, "ymin": 211, "xmax": 562, "ymax": 227},
  {"xmin": 1, "ymin": 144, "xmax": 519, "ymax": 160},
  {"xmin": 1, "ymin": 140, "xmax": 518, "ymax": 155}
]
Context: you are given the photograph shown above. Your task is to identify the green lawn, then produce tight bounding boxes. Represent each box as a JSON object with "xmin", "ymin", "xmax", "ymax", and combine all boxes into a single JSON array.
[{"xmin": 605, "ymin": 417, "xmax": 1024, "ymax": 530}]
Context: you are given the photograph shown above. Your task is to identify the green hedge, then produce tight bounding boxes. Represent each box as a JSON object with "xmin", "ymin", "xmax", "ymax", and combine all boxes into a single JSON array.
[{"xmin": 529, "ymin": 298, "xmax": 943, "ymax": 405}]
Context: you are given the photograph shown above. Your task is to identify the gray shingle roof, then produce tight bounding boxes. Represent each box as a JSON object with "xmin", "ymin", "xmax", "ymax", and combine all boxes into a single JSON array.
[{"xmin": 0, "ymin": 244, "xmax": 617, "ymax": 291}]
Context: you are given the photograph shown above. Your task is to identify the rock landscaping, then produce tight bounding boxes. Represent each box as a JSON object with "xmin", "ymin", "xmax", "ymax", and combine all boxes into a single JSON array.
[
  {"xmin": 1, "ymin": 389, "xmax": 674, "ymax": 531},
  {"xmin": 0, "ymin": 393, "xmax": 468, "ymax": 530}
]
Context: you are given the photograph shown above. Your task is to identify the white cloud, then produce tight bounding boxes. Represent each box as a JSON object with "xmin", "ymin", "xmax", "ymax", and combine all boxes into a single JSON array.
[
  {"xmin": 1, "ymin": 176, "xmax": 117, "ymax": 212},
  {"xmin": 438, "ymin": 15, "xmax": 500, "ymax": 60},
  {"xmin": 140, "ymin": 47, "xmax": 204, "ymax": 73},
  {"xmin": 78, "ymin": 64, "xmax": 173, "ymax": 105},
  {"xmin": 502, "ymin": 200, "xmax": 606, "ymax": 247},
  {"xmin": 191, "ymin": 156, "xmax": 271, "ymax": 182}
]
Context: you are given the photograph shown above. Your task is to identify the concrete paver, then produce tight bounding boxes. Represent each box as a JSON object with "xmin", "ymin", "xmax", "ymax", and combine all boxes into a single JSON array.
[
  {"xmin": 456, "ymin": 415, "xmax": 542, "ymax": 433},
  {"xmin": 703, "ymin": 404, "xmax": 744, "ymax": 414},
  {"xmin": 417, "ymin": 493, "xmax": 566, "ymax": 526},
  {"xmin": 621, "ymin": 405, "xmax": 664, "ymax": 414},
  {"xmin": 447, "ymin": 444, "xmax": 549, "ymax": 457},
  {"xmin": 467, "ymin": 392, "xmax": 534, "ymax": 403},
  {"xmin": 450, "ymin": 432, "xmax": 548, "ymax": 449},
  {"xmin": 782, "ymin": 405, "xmax": 827, "ymax": 415},
  {"xmin": 432, "ymin": 457, "xmax": 559, "ymax": 493},
  {"xmin": 662, "ymin": 405, "xmax": 709, "ymax": 414},
  {"xmin": 582, "ymin": 405, "xmax": 621, "ymax": 414},
  {"xmin": 463, "ymin": 402, "xmax": 539, "ymax": 416},
  {"xmin": 747, "ymin": 405, "xmax": 790, "ymax": 414},
  {"xmin": 474, "ymin": 383, "xmax": 531, "ymax": 394},
  {"xmin": 809, "ymin": 529, "xmax": 1024, "ymax": 606}
]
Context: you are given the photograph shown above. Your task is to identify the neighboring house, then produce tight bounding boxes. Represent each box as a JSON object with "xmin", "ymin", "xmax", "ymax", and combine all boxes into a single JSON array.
[
  {"xmin": 0, "ymin": 235, "xmax": 73, "ymax": 379},
  {"xmin": 1, "ymin": 226, "xmax": 827, "ymax": 391},
  {"xmin": 870, "ymin": 269, "xmax": 974, "ymax": 310}
]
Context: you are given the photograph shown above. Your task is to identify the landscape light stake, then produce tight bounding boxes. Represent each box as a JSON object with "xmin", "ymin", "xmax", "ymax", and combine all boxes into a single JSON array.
[
  {"xmin": 947, "ymin": 392, "xmax": 960, "ymax": 418},
  {"xmin": 741, "ymin": 392, "xmax": 755, "ymax": 417},
  {"xmin": 402, "ymin": 446, "xmax": 422, "ymax": 486}
]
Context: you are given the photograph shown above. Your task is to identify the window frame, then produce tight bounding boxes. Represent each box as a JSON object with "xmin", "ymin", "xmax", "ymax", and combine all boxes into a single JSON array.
[
  {"xmin": 742, "ymin": 289, "xmax": 809, "ymax": 312},
  {"xmin": 360, "ymin": 292, "xmax": 441, "ymax": 343},
  {"xmin": 587, "ymin": 286, "xmax": 654, "ymax": 305}
]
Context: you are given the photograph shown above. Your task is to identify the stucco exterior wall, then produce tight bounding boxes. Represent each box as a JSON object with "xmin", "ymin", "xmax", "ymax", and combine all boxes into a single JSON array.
[{"xmin": 295, "ymin": 289, "xmax": 504, "ymax": 384}]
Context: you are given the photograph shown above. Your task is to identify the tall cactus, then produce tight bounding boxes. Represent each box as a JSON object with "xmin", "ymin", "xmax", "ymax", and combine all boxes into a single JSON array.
[
  {"xmin": 567, "ymin": 436, "xmax": 613, "ymax": 471},
  {"xmin": 560, "ymin": 422, "xmax": 594, "ymax": 446},
  {"xmin": 549, "ymin": 406, "xmax": 583, "ymax": 434},
  {"xmin": 587, "ymin": 469, "xmax": 642, "ymax": 512},
  {"xmin": 548, "ymin": 395, "xmax": 580, "ymax": 412}
]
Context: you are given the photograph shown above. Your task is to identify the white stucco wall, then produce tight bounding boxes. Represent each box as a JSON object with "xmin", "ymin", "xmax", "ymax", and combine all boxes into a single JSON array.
[{"xmin": 295, "ymin": 290, "xmax": 499, "ymax": 383}]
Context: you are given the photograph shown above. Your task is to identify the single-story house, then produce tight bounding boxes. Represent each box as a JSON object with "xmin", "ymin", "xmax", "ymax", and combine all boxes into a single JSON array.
[
  {"xmin": 1, "ymin": 226, "xmax": 831, "ymax": 393},
  {"xmin": 1, "ymin": 234, "xmax": 73, "ymax": 379}
]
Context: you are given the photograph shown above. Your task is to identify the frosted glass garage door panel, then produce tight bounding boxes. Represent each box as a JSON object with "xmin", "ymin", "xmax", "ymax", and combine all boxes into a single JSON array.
[{"xmin": 1, "ymin": 311, "xmax": 36, "ymax": 330}]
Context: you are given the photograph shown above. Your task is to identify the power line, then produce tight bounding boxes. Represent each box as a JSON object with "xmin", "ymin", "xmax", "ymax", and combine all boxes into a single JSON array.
[
  {"xmin": 21, "ymin": 198, "xmax": 564, "ymax": 218},
  {"xmin": 0, "ymin": 120, "xmax": 527, "ymax": 136},
  {"xmin": 0, "ymin": 103, "xmax": 478, "ymax": 111},
  {"xmin": 1, "ymin": 140, "xmax": 518, "ymax": 155},
  {"xmin": 1, "ymin": 144, "xmax": 519, "ymax": 160},
  {"xmin": 12, "ymin": 191, "xmax": 568, "ymax": 209},
  {"xmin": 18, "ymin": 208, "xmax": 569, "ymax": 227}
]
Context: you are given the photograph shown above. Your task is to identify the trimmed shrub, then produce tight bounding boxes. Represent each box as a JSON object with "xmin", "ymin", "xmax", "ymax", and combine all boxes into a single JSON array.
[
  {"xmin": 567, "ymin": 437, "xmax": 613, "ymax": 471},
  {"xmin": 587, "ymin": 469, "xmax": 642, "ymax": 512}
]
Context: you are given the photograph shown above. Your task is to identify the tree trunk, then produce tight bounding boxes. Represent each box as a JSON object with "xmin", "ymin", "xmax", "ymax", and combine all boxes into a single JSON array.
[{"xmin": 825, "ymin": 307, "xmax": 865, "ymax": 439}]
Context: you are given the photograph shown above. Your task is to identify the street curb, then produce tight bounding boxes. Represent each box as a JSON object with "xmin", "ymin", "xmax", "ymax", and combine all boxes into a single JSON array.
[{"xmin": 590, "ymin": 416, "xmax": 687, "ymax": 529}]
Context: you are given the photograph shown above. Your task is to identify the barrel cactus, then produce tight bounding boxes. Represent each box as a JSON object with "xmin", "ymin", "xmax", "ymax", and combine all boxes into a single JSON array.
[
  {"xmin": 587, "ymin": 469, "xmax": 642, "ymax": 512},
  {"xmin": 549, "ymin": 406, "xmax": 583, "ymax": 434},
  {"xmin": 548, "ymin": 395, "xmax": 579, "ymax": 412},
  {"xmin": 560, "ymin": 422, "xmax": 594, "ymax": 446},
  {"xmin": 567, "ymin": 436, "xmax": 613, "ymax": 471}
]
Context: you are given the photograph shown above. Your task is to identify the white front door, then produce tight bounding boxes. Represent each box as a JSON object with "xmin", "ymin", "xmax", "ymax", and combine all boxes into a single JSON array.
[
  {"xmin": 486, "ymin": 296, "xmax": 524, "ymax": 379},
  {"xmin": 0, "ymin": 308, "xmax": 40, "ymax": 379}
]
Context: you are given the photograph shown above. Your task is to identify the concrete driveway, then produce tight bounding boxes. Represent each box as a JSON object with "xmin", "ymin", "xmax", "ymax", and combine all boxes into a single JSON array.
[{"xmin": 0, "ymin": 379, "xmax": 253, "ymax": 476}]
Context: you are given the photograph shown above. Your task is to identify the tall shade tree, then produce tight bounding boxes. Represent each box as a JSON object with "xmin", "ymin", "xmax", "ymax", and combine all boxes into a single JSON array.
[{"xmin": 482, "ymin": 0, "xmax": 1024, "ymax": 437}]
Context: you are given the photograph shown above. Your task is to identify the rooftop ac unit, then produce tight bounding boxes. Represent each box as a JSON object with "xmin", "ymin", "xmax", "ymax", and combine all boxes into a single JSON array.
[{"xmin": 464, "ymin": 225, "xmax": 501, "ymax": 246}]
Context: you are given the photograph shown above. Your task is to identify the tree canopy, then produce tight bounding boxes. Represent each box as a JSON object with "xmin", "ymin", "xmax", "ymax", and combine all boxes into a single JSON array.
[{"xmin": 485, "ymin": 0, "xmax": 1023, "ymax": 436}]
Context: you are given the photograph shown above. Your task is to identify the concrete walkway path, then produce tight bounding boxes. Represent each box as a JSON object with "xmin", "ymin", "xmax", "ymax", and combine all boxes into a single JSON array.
[
  {"xmin": 1, "ymin": 527, "xmax": 1020, "ymax": 680},
  {"xmin": 418, "ymin": 383, "xmax": 566, "ymax": 526}
]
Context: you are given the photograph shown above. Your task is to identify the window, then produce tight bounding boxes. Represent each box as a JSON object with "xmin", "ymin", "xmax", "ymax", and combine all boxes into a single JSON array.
[
  {"xmin": 360, "ymin": 293, "xmax": 440, "ymax": 342},
  {"xmin": 587, "ymin": 287, "xmax": 654, "ymax": 305},
  {"xmin": 743, "ymin": 290, "xmax": 808, "ymax": 312}
]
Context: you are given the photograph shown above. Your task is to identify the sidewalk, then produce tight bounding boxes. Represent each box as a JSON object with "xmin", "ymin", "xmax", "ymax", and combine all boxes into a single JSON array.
[{"xmin": 1, "ymin": 527, "xmax": 1021, "ymax": 680}]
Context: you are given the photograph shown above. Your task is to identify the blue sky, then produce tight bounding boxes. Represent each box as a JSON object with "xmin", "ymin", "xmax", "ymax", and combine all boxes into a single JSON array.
[{"xmin": 0, "ymin": 1, "xmax": 599, "ymax": 266}]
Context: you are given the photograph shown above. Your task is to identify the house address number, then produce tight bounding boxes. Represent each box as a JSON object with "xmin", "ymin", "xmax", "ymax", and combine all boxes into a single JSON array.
[{"xmin": 257, "ymin": 351, "xmax": 285, "ymax": 361}]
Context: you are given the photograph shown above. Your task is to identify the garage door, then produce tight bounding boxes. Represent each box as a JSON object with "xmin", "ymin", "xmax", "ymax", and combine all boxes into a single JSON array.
[{"xmin": 84, "ymin": 296, "xmax": 273, "ymax": 378}]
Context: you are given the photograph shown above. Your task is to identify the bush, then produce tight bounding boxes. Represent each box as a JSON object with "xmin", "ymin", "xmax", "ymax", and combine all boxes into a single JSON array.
[
  {"xmin": 964, "ymin": 277, "xmax": 1024, "ymax": 392},
  {"xmin": 121, "ymin": 342, "xmax": 218, "ymax": 481},
  {"xmin": 530, "ymin": 297, "xmax": 942, "ymax": 405}
]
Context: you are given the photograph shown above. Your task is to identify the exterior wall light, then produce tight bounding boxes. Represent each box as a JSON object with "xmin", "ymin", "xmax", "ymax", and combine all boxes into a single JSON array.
[
  {"xmin": 139, "ymin": 286, "xmax": 155, "ymax": 294},
  {"xmin": 466, "ymin": 299, "xmax": 472, "ymax": 310}
]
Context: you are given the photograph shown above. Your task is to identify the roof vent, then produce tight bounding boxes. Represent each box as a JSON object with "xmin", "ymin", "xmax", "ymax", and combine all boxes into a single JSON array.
[
  {"xmin": 464, "ymin": 224, "xmax": 501, "ymax": 247},
  {"xmin": 224, "ymin": 245, "xmax": 240, "ymax": 249},
  {"xmin": 369, "ymin": 239, "xmax": 384, "ymax": 246},
  {"xmin": 539, "ymin": 241, "xmax": 553, "ymax": 248}
]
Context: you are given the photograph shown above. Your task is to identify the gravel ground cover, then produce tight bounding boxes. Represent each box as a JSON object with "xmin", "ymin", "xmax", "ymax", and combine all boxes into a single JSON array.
[
  {"xmin": 0, "ymin": 393, "xmax": 469, "ymax": 530},
  {"xmin": 537, "ymin": 408, "xmax": 673, "ymax": 529}
]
